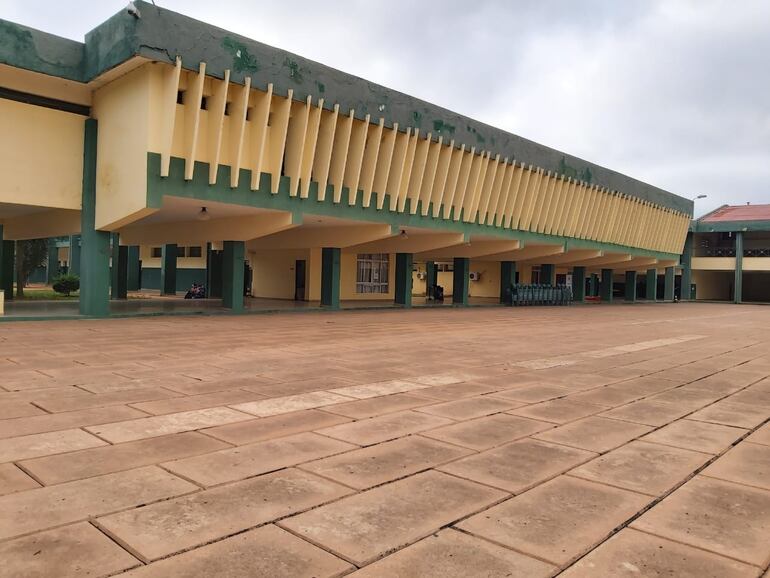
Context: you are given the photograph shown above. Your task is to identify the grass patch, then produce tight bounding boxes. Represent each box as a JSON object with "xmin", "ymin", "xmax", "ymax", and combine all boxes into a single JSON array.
[{"xmin": 13, "ymin": 289, "xmax": 79, "ymax": 301}]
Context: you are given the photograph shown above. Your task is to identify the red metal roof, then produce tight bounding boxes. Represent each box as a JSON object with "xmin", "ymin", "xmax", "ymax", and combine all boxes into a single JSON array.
[{"xmin": 701, "ymin": 204, "xmax": 770, "ymax": 222}]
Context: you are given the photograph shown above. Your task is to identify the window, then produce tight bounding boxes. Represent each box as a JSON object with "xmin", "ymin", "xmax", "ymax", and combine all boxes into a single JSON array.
[
  {"xmin": 188, "ymin": 246, "xmax": 202, "ymax": 258},
  {"xmin": 176, "ymin": 246, "xmax": 186, "ymax": 258},
  {"xmin": 151, "ymin": 247, "xmax": 162, "ymax": 258},
  {"xmin": 356, "ymin": 253, "xmax": 389, "ymax": 294}
]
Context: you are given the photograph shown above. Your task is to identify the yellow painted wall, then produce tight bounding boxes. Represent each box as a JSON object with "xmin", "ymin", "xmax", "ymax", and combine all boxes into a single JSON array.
[
  {"xmin": 691, "ymin": 257, "xmax": 736, "ymax": 271},
  {"xmin": 308, "ymin": 248, "xmax": 322, "ymax": 301},
  {"xmin": 139, "ymin": 245, "xmax": 206, "ymax": 269},
  {"xmin": 692, "ymin": 270, "xmax": 732, "ymax": 300},
  {"xmin": 0, "ymin": 99, "xmax": 83, "ymax": 210},
  {"xmin": 92, "ymin": 65, "xmax": 153, "ymax": 230},
  {"xmin": 249, "ymin": 248, "xmax": 309, "ymax": 299},
  {"xmin": 743, "ymin": 258, "xmax": 770, "ymax": 272},
  {"xmin": 468, "ymin": 260, "xmax": 500, "ymax": 298}
]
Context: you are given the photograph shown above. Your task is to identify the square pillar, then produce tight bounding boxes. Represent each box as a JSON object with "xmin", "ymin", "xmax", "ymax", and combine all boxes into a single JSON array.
[
  {"xmin": 222, "ymin": 241, "xmax": 245, "ymax": 312},
  {"xmin": 69, "ymin": 235, "xmax": 81, "ymax": 276},
  {"xmin": 0, "ymin": 227, "xmax": 14, "ymax": 300},
  {"xmin": 624, "ymin": 270, "xmax": 638, "ymax": 302},
  {"xmin": 589, "ymin": 273, "xmax": 599, "ymax": 297},
  {"xmin": 600, "ymin": 268, "xmax": 614, "ymax": 302},
  {"xmin": 395, "ymin": 253, "xmax": 413, "ymax": 307},
  {"xmin": 110, "ymin": 234, "xmax": 128, "ymax": 300},
  {"xmin": 126, "ymin": 246, "xmax": 141, "ymax": 291},
  {"xmin": 541, "ymin": 263, "xmax": 555, "ymax": 285},
  {"xmin": 79, "ymin": 119, "xmax": 110, "ymax": 317},
  {"xmin": 664, "ymin": 266, "xmax": 675, "ymax": 302},
  {"xmin": 426, "ymin": 260, "xmax": 437, "ymax": 297},
  {"xmin": 572, "ymin": 266, "xmax": 586, "ymax": 302},
  {"xmin": 452, "ymin": 257, "xmax": 470, "ymax": 306},
  {"xmin": 160, "ymin": 243, "xmax": 177, "ymax": 296},
  {"xmin": 206, "ymin": 243, "xmax": 223, "ymax": 299},
  {"xmin": 646, "ymin": 268, "xmax": 657, "ymax": 301},
  {"xmin": 734, "ymin": 231, "xmax": 743, "ymax": 304},
  {"xmin": 500, "ymin": 261, "xmax": 517, "ymax": 304},
  {"xmin": 46, "ymin": 238, "xmax": 58, "ymax": 284},
  {"xmin": 321, "ymin": 247, "xmax": 341, "ymax": 309},
  {"xmin": 681, "ymin": 232, "xmax": 693, "ymax": 300}
]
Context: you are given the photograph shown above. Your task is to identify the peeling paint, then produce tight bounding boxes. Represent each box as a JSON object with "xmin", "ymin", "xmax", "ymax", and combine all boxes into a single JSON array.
[
  {"xmin": 432, "ymin": 119, "xmax": 456, "ymax": 135},
  {"xmin": 558, "ymin": 157, "xmax": 593, "ymax": 183},
  {"xmin": 315, "ymin": 80, "xmax": 325, "ymax": 94},
  {"xmin": 221, "ymin": 37, "xmax": 259, "ymax": 73},
  {"xmin": 283, "ymin": 57, "xmax": 303, "ymax": 82}
]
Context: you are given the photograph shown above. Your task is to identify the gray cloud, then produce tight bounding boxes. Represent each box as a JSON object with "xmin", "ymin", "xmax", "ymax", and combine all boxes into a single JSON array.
[{"xmin": 4, "ymin": 0, "xmax": 768, "ymax": 215}]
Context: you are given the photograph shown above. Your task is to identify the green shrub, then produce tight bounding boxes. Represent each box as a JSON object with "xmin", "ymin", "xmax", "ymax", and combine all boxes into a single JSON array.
[{"xmin": 52, "ymin": 274, "xmax": 80, "ymax": 296}]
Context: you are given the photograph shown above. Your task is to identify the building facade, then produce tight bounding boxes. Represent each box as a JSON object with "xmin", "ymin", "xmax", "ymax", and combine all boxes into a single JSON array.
[
  {"xmin": 687, "ymin": 204, "xmax": 770, "ymax": 303},
  {"xmin": 0, "ymin": 2, "xmax": 693, "ymax": 315}
]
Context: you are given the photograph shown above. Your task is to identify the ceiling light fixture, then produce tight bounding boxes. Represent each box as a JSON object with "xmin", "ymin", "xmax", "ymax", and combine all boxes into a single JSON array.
[
  {"xmin": 399, "ymin": 229, "xmax": 408, "ymax": 239},
  {"xmin": 197, "ymin": 206, "xmax": 211, "ymax": 221}
]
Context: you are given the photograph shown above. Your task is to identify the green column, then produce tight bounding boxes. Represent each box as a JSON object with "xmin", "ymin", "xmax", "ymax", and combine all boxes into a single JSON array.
[
  {"xmin": 646, "ymin": 268, "xmax": 657, "ymax": 301},
  {"xmin": 206, "ymin": 243, "xmax": 223, "ymax": 298},
  {"xmin": 69, "ymin": 235, "xmax": 81, "ymax": 276},
  {"xmin": 0, "ymin": 227, "xmax": 14, "ymax": 300},
  {"xmin": 110, "ymin": 234, "xmax": 128, "ymax": 300},
  {"xmin": 79, "ymin": 119, "xmax": 110, "ymax": 317},
  {"xmin": 572, "ymin": 266, "xmax": 586, "ymax": 302},
  {"xmin": 600, "ymin": 268, "xmax": 614, "ymax": 302},
  {"xmin": 127, "ymin": 246, "xmax": 141, "ymax": 291},
  {"xmin": 395, "ymin": 253, "xmax": 413, "ymax": 307},
  {"xmin": 222, "ymin": 240, "xmax": 245, "ymax": 312},
  {"xmin": 624, "ymin": 270, "xmax": 638, "ymax": 302},
  {"xmin": 589, "ymin": 273, "xmax": 599, "ymax": 297},
  {"xmin": 46, "ymin": 238, "xmax": 58, "ymax": 284},
  {"xmin": 160, "ymin": 243, "xmax": 177, "ymax": 296},
  {"xmin": 426, "ymin": 260, "xmax": 437, "ymax": 296},
  {"xmin": 734, "ymin": 231, "xmax": 743, "ymax": 304},
  {"xmin": 541, "ymin": 263, "xmax": 555, "ymax": 285},
  {"xmin": 681, "ymin": 232, "xmax": 693, "ymax": 300},
  {"xmin": 500, "ymin": 261, "xmax": 517, "ymax": 303},
  {"xmin": 664, "ymin": 266, "xmax": 675, "ymax": 302},
  {"xmin": 452, "ymin": 257, "xmax": 470, "ymax": 306},
  {"xmin": 321, "ymin": 247, "xmax": 341, "ymax": 309}
]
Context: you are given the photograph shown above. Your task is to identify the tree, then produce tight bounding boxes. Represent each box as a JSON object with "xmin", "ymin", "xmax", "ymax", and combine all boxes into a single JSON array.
[
  {"xmin": 52, "ymin": 274, "xmax": 80, "ymax": 297},
  {"xmin": 15, "ymin": 239, "xmax": 48, "ymax": 298}
]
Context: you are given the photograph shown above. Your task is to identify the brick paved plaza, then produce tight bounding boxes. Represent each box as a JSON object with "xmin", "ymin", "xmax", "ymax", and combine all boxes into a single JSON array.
[{"xmin": 0, "ymin": 303, "xmax": 769, "ymax": 577}]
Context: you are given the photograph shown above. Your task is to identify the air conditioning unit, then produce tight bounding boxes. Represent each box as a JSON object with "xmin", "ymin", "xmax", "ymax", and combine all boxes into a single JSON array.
[
  {"xmin": 416, "ymin": 271, "xmax": 427, "ymax": 280},
  {"xmin": 469, "ymin": 271, "xmax": 481, "ymax": 281}
]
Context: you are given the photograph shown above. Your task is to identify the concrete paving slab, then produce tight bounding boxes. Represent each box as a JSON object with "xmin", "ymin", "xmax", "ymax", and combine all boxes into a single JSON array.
[
  {"xmin": 0, "ymin": 428, "xmax": 106, "ymax": 463},
  {"xmin": 534, "ymin": 416, "xmax": 653, "ymax": 453},
  {"xmin": 279, "ymin": 470, "xmax": 506, "ymax": 566},
  {"xmin": 631, "ymin": 476, "xmax": 770, "ymax": 567},
  {"xmin": 415, "ymin": 395, "xmax": 523, "ymax": 420},
  {"xmin": 322, "ymin": 392, "xmax": 437, "ymax": 418},
  {"xmin": 0, "ymin": 463, "xmax": 40, "ymax": 496},
  {"xmin": 458, "ymin": 475, "xmax": 650, "ymax": 566},
  {"xmin": 350, "ymin": 529, "xmax": 557, "ymax": 577},
  {"xmin": 509, "ymin": 398, "xmax": 606, "ymax": 424},
  {"xmin": 569, "ymin": 440, "xmax": 711, "ymax": 496},
  {"xmin": 688, "ymin": 401, "xmax": 770, "ymax": 429},
  {"xmin": 202, "ymin": 409, "xmax": 351, "ymax": 444},
  {"xmin": 642, "ymin": 419, "xmax": 748, "ymax": 454},
  {"xmin": 317, "ymin": 410, "xmax": 454, "ymax": 446},
  {"xmin": 560, "ymin": 528, "xmax": 761, "ymax": 578},
  {"xmin": 119, "ymin": 524, "xmax": 352, "ymax": 577},
  {"xmin": 600, "ymin": 399, "xmax": 693, "ymax": 427},
  {"xmin": 0, "ymin": 405, "xmax": 147, "ymax": 439},
  {"xmin": 701, "ymin": 442, "xmax": 770, "ymax": 490},
  {"xmin": 97, "ymin": 468, "xmax": 351, "ymax": 561},
  {"xmin": 230, "ymin": 391, "xmax": 353, "ymax": 417}
]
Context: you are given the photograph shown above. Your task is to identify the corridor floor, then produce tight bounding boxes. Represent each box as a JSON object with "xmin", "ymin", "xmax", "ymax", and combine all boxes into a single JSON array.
[{"xmin": 0, "ymin": 302, "xmax": 768, "ymax": 577}]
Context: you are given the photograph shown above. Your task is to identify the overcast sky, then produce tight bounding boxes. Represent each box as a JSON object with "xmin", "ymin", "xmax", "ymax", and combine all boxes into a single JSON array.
[{"xmin": 4, "ymin": 1, "xmax": 768, "ymax": 216}]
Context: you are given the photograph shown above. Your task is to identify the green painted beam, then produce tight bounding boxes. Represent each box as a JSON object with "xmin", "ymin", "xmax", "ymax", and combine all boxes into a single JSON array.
[
  {"xmin": 321, "ymin": 247, "xmax": 341, "ymax": 309},
  {"xmin": 222, "ymin": 240, "xmax": 245, "ymax": 312},
  {"xmin": 453, "ymin": 257, "xmax": 470, "ymax": 306},
  {"xmin": 0, "ymin": 227, "xmax": 14, "ymax": 300},
  {"xmin": 680, "ymin": 232, "xmax": 693, "ymax": 300},
  {"xmin": 624, "ymin": 270, "xmax": 637, "ymax": 302},
  {"xmin": 79, "ymin": 119, "xmax": 110, "ymax": 318},
  {"xmin": 148, "ymin": 154, "xmax": 682, "ymax": 263},
  {"xmin": 646, "ymin": 268, "xmax": 657, "ymax": 301},
  {"xmin": 541, "ymin": 263, "xmax": 555, "ymax": 285},
  {"xmin": 600, "ymin": 269, "xmax": 613, "ymax": 303},
  {"xmin": 127, "ymin": 245, "xmax": 141, "ymax": 291},
  {"xmin": 110, "ymin": 234, "xmax": 128, "ymax": 300},
  {"xmin": 734, "ymin": 231, "xmax": 743, "ymax": 304},
  {"xmin": 68, "ymin": 234, "xmax": 81, "ymax": 276},
  {"xmin": 664, "ymin": 266, "xmax": 675, "ymax": 302},
  {"xmin": 46, "ymin": 238, "xmax": 58, "ymax": 284},
  {"xmin": 160, "ymin": 243, "xmax": 177, "ymax": 296},
  {"xmin": 394, "ymin": 253, "xmax": 413, "ymax": 307},
  {"xmin": 500, "ymin": 261, "xmax": 517, "ymax": 303},
  {"xmin": 572, "ymin": 266, "xmax": 586, "ymax": 302}
]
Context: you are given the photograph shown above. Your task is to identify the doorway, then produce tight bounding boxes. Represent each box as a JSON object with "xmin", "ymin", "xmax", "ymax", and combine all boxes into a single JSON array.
[{"xmin": 294, "ymin": 259, "xmax": 306, "ymax": 300}]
